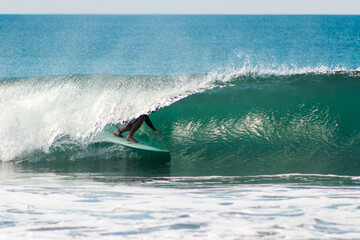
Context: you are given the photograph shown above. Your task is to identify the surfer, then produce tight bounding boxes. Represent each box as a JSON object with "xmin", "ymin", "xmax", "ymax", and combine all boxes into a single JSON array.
[{"xmin": 114, "ymin": 114, "xmax": 161, "ymax": 143}]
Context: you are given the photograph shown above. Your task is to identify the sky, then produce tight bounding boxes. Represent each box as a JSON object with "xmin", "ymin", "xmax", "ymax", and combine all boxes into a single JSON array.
[{"xmin": 1, "ymin": 0, "xmax": 360, "ymax": 14}]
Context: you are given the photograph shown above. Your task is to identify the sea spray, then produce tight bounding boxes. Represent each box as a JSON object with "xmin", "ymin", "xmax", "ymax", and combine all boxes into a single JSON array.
[{"xmin": 0, "ymin": 73, "xmax": 221, "ymax": 161}]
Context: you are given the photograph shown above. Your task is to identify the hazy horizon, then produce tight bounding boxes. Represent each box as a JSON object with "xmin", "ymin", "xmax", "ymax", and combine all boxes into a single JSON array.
[{"xmin": 1, "ymin": 0, "xmax": 360, "ymax": 15}]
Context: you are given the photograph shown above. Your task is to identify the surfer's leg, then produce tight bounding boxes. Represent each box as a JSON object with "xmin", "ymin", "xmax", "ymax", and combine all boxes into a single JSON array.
[
  {"xmin": 114, "ymin": 117, "xmax": 138, "ymax": 137},
  {"xmin": 126, "ymin": 116, "xmax": 144, "ymax": 143},
  {"xmin": 114, "ymin": 125, "xmax": 132, "ymax": 137}
]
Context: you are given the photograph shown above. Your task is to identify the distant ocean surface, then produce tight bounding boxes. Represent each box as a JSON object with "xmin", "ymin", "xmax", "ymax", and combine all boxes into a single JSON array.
[{"xmin": 1, "ymin": 15, "xmax": 360, "ymax": 239}]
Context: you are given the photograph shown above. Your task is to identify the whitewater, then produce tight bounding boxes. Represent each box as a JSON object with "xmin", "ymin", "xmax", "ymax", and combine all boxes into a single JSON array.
[{"xmin": 1, "ymin": 15, "xmax": 360, "ymax": 239}]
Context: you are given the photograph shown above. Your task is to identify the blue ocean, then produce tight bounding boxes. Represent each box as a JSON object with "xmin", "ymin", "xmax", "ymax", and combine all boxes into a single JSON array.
[{"xmin": 1, "ymin": 15, "xmax": 360, "ymax": 239}]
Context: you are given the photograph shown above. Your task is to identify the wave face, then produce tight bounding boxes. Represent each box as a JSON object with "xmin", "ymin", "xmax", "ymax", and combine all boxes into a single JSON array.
[
  {"xmin": 159, "ymin": 71, "xmax": 360, "ymax": 176},
  {"xmin": 1, "ymin": 71, "xmax": 360, "ymax": 176}
]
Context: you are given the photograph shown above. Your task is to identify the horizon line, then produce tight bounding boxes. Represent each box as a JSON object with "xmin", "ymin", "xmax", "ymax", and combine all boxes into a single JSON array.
[{"xmin": 1, "ymin": 13, "xmax": 359, "ymax": 15}]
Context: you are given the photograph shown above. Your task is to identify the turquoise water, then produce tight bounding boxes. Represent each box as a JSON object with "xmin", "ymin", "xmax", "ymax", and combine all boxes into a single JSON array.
[{"xmin": 1, "ymin": 15, "xmax": 360, "ymax": 239}]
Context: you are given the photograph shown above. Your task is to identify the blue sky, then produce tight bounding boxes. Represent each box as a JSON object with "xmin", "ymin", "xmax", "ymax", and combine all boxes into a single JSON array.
[{"xmin": 1, "ymin": 0, "xmax": 360, "ymax": 14}]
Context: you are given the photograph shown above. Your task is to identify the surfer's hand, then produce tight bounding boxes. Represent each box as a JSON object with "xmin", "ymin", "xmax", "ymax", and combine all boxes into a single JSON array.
[{"xmin": 154, "ymin": 130, "xmax": 161, "ymax": 136}]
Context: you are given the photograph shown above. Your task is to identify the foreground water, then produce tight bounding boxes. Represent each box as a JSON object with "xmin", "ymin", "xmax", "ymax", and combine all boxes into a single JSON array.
[
  {"xmin": 1, "ymin": 15, "xmax": 360, "ymax": 239},
  {"xmin": 2, "ymin": 165, "xmax": 360, "ymax": 239}
]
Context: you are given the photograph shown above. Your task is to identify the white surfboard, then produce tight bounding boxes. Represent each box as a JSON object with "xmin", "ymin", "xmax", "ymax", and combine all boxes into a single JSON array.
[{"xmin": 99, "ymin": 131, "xmax": 169, "ymax": 153}]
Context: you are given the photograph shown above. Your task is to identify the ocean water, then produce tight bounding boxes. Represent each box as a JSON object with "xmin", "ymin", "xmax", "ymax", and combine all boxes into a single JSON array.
[{"xmin": 1, "ymin": 15, "xmax": 360, "ymax": 239}]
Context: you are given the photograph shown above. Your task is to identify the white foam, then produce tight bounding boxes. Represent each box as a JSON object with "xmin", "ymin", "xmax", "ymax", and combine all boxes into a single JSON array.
[
  {"xmin": 0, "ymin": 74, "xmax": 220, "ymax": 161},
  {"xmin": 1, "ymin": 174, "xmax": 360, "ymax": 239}
]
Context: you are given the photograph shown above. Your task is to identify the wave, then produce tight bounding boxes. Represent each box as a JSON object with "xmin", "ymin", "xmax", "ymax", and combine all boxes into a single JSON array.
[{"xmin": 1, "ymin": 70, "xmax": 360, "ymax": 175}]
